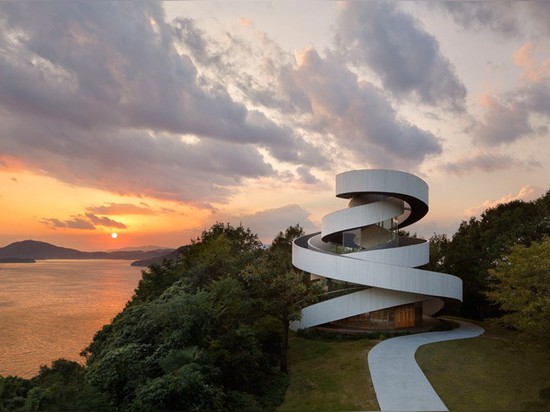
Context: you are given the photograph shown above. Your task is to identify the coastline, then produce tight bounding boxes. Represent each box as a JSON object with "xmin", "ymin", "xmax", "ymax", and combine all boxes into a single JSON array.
[{"xmin": 0, "ymin": 258, "xmax": 36, "ymax": 263}]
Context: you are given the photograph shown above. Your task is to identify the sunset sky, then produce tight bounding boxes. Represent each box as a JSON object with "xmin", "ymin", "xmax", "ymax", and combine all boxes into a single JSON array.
[{"xmin": 0, "ymin": 1, "xmax": 549, "ymax": 251}]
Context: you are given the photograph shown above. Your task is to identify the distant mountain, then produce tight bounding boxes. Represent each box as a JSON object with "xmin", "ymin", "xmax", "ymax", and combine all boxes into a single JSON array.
[
  {"xmin": 0, "ymin": 240, "xmax": 174, "ymax": 262},
  {"xmin": 0, "ymin": 258, "xmax": 36, "ymax": 263},
  {"xmin": 131, "ymin": 245, "xmax": 189, "ymax": 267}
]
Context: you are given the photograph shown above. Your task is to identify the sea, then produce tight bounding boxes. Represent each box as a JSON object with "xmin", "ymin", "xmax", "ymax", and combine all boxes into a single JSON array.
[{"xmin": 0, "ymin": 259, "xmax": 143, "ymax": 378}]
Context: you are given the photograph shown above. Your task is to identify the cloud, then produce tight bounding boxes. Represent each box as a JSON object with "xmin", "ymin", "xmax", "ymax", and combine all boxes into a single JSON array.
[
  {"xmin": 85, "ymin": 213, "xmax": 127, "ymax": 229},
  {"xmin": 87, "ymin": 203, "xmax": 156, "ymax": 215},
  {"xmin": 0, "ymin": 2, "xmax": 327, "ymax": 207},
  {"xmin": 335, "ymin": 2, "xmax": 466, "ymax": 111},
  {"xmin": 465, "ymin": 185, "xmax": 546, "ymax": 217},
  {"xmin": 524, "ymin": 2, "xmax": 550, "ymax": 37},
  {"xmin": 473, "ymin": 95, "xmax": 533, "ymax": 146},
  {"xmin": 172, "ymin": 17, "xmax": 222, "ymax": 68},
  {"xmin": 42, "ymin": 217, "xmax": 96, "ymax": 230},
  {"xmin": 97, "ymin": 4, "xmax": 448, "ymax": 175},
  {"xmin": 437, "ymin": 1, "xmax": 518, "ymax": 37},
  {"xmin": 0, "ymin": 118, "xmax": 275, "ymax": 204},
  {"xmin": 282, "ymin": 49, "xmax": 442, "ymax": 169},
  {"xmin": 41, "ymin": 213, "xmax": 126, "ymax": 230},
  {"xmin": 171, "ymin": 14, "xmax": 309, "ymax": 118},
  {"xmin": 65, "ymin": 218, "xmax": 96, "ymax": 230},
  {"xmin": 219, "ymin": 204, "xmax": 317, "ymax": 244},
  {"xmin": 173, "ymin": 8, "xmax": 446, "ymax": 170},
  {"xmin": 439, "ymin": 151, "xmax": 541, "ymax": 176},
  {"xmin": 296, "ymin": 166, "xmax": 320, "ymax": 185},
  {"xmin": 513, "ymin": 43, "xmax": 550, "ymax": 117},
  {"xmin": 173, "ymin": 8, "xmax": 458, "ymax": 171},
  {"xmin": 471, "ymin": 43, "xmax": 550, "ymax": 146},
  {"xmin": 514, "ymin": 43, "xmax": 550, "ymax": 82},
  {"xmin": 438, "ymin": 1, "xmax": 550, "ymax": 37}
]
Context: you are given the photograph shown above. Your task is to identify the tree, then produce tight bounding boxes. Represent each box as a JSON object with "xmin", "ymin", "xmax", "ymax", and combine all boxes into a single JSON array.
[
  {"xmin": 130, "ymin": 222, "xmax": 264, "ymax": 304},
  {"xmin": 269, "ymin": 224, "xmax": 304, "ymax": 254},
  {"xmin": 192, "ymin": 222, "xmax": 263, "ymax": 255},
  {"xmin": 182, "ymin": 222, "xmax": 264, "ymax": 292},
  {"xmin": 423, "ymin": 233, "xmax": 450, "ymax": 272},
  {"xmin": 0, "ymin": 359, "xmax": 109, "ymax": 412},
  {"xmin": 132, "ymin": 258, "xmax": 186, "ymax": 304},
  {"xmin": 82, "ymin": 223, "xmax": 286, "ymax": 410},
  {"xmin": 445, "ymin": 217, "xmax": 487, "ymax": 318},
  {"xmin": 241, "ymin": 225, "xmax": 325, "ymax": 373},
  {"xmin": 243, "ymin": 267, "xmax": 324, "ymax": 374},
  {"xmin": 0, "ymin": 375, "xmax": 32, "ymax": 411},
  {"xmin": 443, "ymin": 197, "xmax": 550, "ymax": 319},
  {"xmin": 26, "ymin": 359, "xmax": 109, "ymax": 411},
  {"xmin": 486, "ymin": 236, "xmax": 550, "ymax": 342}
]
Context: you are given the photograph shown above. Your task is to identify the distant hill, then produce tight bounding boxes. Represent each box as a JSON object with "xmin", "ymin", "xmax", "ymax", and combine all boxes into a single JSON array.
[
  {"xmin": 131, "ymin": 245, "xmax": 189, "ymax": 267},
  {"xmin": 0, "ymin": 257, "xmax": 36, "ymax": 263},
  {"xmin": 0, "ymin": 240, "xmax": 174, "ymax": 262}
]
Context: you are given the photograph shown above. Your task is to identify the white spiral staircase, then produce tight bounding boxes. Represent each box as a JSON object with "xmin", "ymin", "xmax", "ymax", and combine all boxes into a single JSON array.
[{"xmin": 290, "ymin": 169, "xmax": 462, "ymax": 331}]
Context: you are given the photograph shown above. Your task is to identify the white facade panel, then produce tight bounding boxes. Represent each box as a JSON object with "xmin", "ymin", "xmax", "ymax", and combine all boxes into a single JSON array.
[
  {"xmin": 335, "ymin": 169, "xmax": 428, "ymax": 205},
  {"xmin": 351, "ymin": 241, "xmax": 429, "ymax": 267},
  {"xmin": 321, "ymin": 200, "xmax": 403, "ymax": 238}
]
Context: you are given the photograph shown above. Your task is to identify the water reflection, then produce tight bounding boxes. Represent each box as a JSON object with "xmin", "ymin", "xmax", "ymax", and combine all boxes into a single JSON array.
[{"xmin": 0, "ymin": 260, "xmax": 143, "ymax": 378}]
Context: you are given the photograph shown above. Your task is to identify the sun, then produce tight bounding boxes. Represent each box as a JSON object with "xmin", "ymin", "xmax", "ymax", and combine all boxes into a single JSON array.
[{"xmin": 111, "ymin": 232, "xmax": 118, "ymax": 239}]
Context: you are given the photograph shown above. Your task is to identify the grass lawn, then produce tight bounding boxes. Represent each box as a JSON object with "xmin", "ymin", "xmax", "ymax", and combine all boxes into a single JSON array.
[
  {"xmin": 279, "ymin": 321, "xmax": 550, "ymax": 411},
  {"xmin": 278, "ymin": 333, "xmax": 380, "ymax": 411},
  {"xmin": 416, "ymin": 322, "xmax": 550, "ymax": 411}
]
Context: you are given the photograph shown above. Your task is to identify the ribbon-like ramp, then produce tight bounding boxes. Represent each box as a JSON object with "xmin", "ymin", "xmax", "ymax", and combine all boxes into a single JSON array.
[{"xmin": 291, "ymin": 169, "xmax": 462, "ymax": 331}]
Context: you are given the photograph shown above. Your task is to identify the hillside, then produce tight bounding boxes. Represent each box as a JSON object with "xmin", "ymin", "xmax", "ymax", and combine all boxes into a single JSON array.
[
  {"xmin": 0, "ymin": 240, "xmax": 174, "ymax": 261},
  {"xmin": 130, "ymin": 245, "xmax": 189, "ymax": 266},
  {"xmin": 0, "ymin": 258, "xmax": 36, "ymax": 263}
]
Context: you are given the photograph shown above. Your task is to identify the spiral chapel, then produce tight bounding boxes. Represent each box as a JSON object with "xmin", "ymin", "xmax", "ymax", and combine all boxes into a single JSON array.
[{"xmin": 290, "ymin": 169, "xmax": 462, "ymax": 331}]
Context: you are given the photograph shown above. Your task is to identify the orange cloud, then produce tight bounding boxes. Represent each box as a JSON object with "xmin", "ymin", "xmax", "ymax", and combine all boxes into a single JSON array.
[
  {"xmin": 41, "ymin": 213, "xmax": 127, "ymax": 231},
  {"xmin": 477, "ymin": 93, "xmax": 497, "ymax": 109},
  {"xmin": 85, "ymin": 213, "xmax": 127, "ymax": 229},
  {"xmin": 41, "ymin": 217, "xmax": 96, "ymax": 230},
  {"xmin": 513, "ymin": 42, "xmax": 550, "ymax": 82},
  {"xmin": 464, "ymin": 185, "xmax": 545, "ymax": 217},
  {"xmin": 0, "ymin": 156, "xmax": 30, "ymax": 173},
  {"xmin": 239, "ymin": 17, "xmax": 253, "ymax": 27},
  {"xmin": 87, "ymin": 203, "xmax": 156, "ymax": 215}
]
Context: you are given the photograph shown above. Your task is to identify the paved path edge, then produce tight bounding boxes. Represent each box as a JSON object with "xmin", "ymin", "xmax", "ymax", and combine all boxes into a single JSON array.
[{"xmin": 368, "ymin": 319, "xmax": 484, "ymax": 411}]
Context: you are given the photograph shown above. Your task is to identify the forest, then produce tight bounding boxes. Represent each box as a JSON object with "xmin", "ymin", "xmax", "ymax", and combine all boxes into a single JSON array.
[
  {"xmin": 0, "ymin": 223, "xmax": 323, "ymax": 411},
  {"xmin": 1, "ymin": 189, "xmax": 549, "ymax": 411},
  {"xmin": 424, "ymin": 189, "xmax": 550, "ymax": 324}
]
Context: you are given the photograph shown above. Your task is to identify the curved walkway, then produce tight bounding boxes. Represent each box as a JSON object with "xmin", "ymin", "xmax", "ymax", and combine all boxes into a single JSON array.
[{"xmin": 368, "ymin": 320, "xmax": 484, "ymax": 411}]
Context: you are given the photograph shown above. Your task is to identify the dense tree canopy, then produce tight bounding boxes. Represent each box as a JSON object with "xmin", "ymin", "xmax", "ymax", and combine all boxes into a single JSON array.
[
  {"xmin": 486, "ymin": 236, "xmax": 550, "ymax": 342},
  {"xmin": 0, "ymin": 359, "xmax": 109, "ymax": 411},
  {"xmin": 81, "ymin": 223, "xmax": 292, "ymax": 410},
  {"xmin": 241, "ymin": 225, "xmax": 325, "ymax": 373},
  {"xmin": 426, "ymin": 190, "xmax": 550, "ymax": 318}
]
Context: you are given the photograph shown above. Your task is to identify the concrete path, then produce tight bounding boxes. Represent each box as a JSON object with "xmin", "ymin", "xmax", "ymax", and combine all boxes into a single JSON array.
[{"xmin": 368, "ymin": 320, "xmax": 484, "ymax": 411}]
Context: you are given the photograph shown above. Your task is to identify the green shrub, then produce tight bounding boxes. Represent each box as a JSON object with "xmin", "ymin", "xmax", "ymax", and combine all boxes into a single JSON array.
[{"xmin": 0, "ymin": 375, "xmax": 32, "ymax": 411}]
